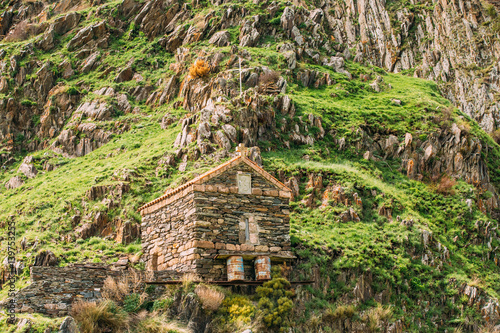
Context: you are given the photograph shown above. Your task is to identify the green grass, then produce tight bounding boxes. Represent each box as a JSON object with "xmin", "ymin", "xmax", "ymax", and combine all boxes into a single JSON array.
[
  {"xmin": 287, "ymin": 64, "xmax": 451, "ymax": 136},
  {"xmin": 263, "ymin": 149, "xmax": 499, "ymax": 330}
]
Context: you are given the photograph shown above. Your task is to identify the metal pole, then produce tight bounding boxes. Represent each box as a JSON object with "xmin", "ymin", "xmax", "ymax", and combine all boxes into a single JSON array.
[{"xmin": 239, "ymin": 56, "xmax": 242, "ymax": 96}]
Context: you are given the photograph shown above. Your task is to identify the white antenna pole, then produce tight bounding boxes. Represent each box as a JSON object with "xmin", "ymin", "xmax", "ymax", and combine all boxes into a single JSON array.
[{"xmin": 239, "ymin": 56, "xmax": 243, "ymax": 96}]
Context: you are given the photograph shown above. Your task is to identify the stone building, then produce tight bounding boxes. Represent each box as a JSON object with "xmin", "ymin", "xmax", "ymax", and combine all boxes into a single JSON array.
[{"xmin": 139, "ymin": 146, "xmax": 293, "ymax": 281}]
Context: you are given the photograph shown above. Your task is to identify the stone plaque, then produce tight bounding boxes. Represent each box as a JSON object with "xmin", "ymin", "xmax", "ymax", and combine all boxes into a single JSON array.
[{"xmin": 237, "ymin": 173, "xmax": 252, "ymax": 194}]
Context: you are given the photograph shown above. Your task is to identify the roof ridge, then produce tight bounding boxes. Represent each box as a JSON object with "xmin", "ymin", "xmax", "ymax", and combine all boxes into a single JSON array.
[
  {"xmin": 241, "ymin": 157, "xmax": 291, "ymax": 192},
  {"xmin": 138, "ymin": 155, "xmax": 242, "ymax": 212},
  {"xmin": 138, "ymin": 154, "xmax": 291, "ymax": 213}
]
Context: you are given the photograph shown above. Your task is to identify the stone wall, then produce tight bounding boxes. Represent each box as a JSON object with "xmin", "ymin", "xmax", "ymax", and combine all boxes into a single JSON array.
[
  {"xmin": 141, "ymin": 191, "xmax": 197, "ymax": 272},
  {"xmin": 192, "ymin": 189, "xmax": 291, "ymax": 280},
  {"xmin": 15, "ymin": 265, "xmax": 179, "ymax": 317}
]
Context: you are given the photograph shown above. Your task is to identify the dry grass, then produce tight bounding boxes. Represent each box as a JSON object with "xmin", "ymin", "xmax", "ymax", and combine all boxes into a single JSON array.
[
  {"xmin": 181, "ymin": 272, "xmax": 202, "ymax": 291},
  {"xmin": 259, "ymin": 70, "xmax": 280, "ymax": 85},
  {"xmin": 322, "ymin": 304, "xmax": 356, "ymax": 324},
  {"xmin": 101, "ymin": 271, "xmax": 143, "ymax": 303},
  {"xmin": 363, "ymin": 304, "xmax": 393, "ymax": 333},
  {"xmin": 71, "ymin": 300, "xmax": 129, "ymax": 333},
  {"xmin": 133, "ymin": 312, "xmax": 184, "ymax": 333},
  {"xmin": 102, "ymin": 276, "xmax": 129, "ymax": 302},
  {"xmin": 436, "ymin": 174, "xmax": 457, "ymax": 196},
  {"xmin": 194, "ymin": 284, "xmax": 225, "ymax": 311},
  {"xmin": 468, "ymin": 276, "xmax": 483, "ymax": 288},
  {"xmin": 478, "ymin": 324, "xmax": 500, "ymax": 333},
  {"xmin": 189, "ymin": 59, "xmax": 210, "ymax": 78}
]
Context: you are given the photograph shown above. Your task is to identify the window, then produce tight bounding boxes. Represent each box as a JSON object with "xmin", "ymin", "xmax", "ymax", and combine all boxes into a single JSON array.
[
  {"xmin": 240, "ymin": 215, "xmax": 259, "ymax": 245},
  {"xmin": 245, "ymin": 218, "xmax": 250, "ymax": 242},
  {"xmin": 237, "ymin": 173, "xmax": 252, "ymax": 194}
]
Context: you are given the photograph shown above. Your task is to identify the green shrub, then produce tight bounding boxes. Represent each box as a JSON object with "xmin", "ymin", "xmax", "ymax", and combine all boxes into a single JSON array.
[
  {"xmin": 66, "ymin": 86, "xmax": 80, "ymax": 96},
  {"xmin": 21, "ymin": 99, "xmax": 36, "ymax": 107},
  {"xmin": 218, "ymin": 295, "xmax": 256, "ymax": 324},
  {"xmin": 256, "ymin": 277, "xmax": 294, "ymax": 331},
  {"xmin": 15, "ymin": 133, "xmax": 25, "ymax": 144},
  {"xmin": 123, "ymin": 293, "xmax": 141, "ymax": 313},
  {"xmin": 152, "ymin": 297, "xmax": 174, "ymax": 312},
  {"xmin": 269, "ymin": 17, "xmax": 281, "ymax": 26},
  {"xmin": 32, "ymin": 115, "xmax": 40, "ymax": 126}
]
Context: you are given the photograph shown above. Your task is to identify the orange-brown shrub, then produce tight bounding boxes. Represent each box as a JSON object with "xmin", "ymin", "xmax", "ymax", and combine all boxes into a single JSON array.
[
  {"xmin": 436, "ymin": 174, "xmax": 456, "ymax": 195},
  {"xmin": 194, "ymin": 284, "xmax": 225, "ymax": 311},
  {"xmin": 189, "ymin": 59, "xmax": 210, "ymax": 78}
]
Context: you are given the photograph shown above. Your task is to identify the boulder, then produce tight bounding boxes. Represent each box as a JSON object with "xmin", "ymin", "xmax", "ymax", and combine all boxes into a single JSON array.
[
  {"xmin": 0, "ymin": 76, "xmax": 8, "ymax": 93},
  {"xmin": 35, "ymin": 62, "xmax": 55, "ymax": 100},
  {"xmin": 281, "ymin": 7, "xmax": 295, "ymax": 36},
  {"xmin": 245, "ymin": 72, "xmax": 259, "ymax": 87},
  {"xmin": 58, "ymin": 316, "xmax": 80, "ymax": 333},
  {"xmin": 291, "ymin": 26, "xmax": 304, "ymax": 46},
  {"xmin": 222, "ymin": 124, "xmax": 237, "ymax": 142},
  {"xmin": 198, "ymin": 121, "xmax": 212, "ymax": 139},
  {"xmin": 76, "ymin": 101, "xmax": 112, "ymax": 120},
  {"xmin": 424, "ymin": 145, "xmax": 434, "ymax": 161},
  {"xmin": 405, "ymin": 133, "xmax": 412, "ymax": 147},
  {"xmin": 215, "ymin": 130, "xmax": 231, "ymax": 152},
  {"xmin": 248, "ymin": 146, "xmax": 263, "ymax": 166},
  {"xmin": 51, "ymin": 12, "xmax": 81, "ymax": 35},
  {"xmin": 67, "ymin": 21, "xmax": 108, "ymax": 51},
  {"xmin": 209, "ymin": 31, "xmax": 231, "ymax": 46},
  {"xmin": 5, "ymin": 176, "xmax": 24, "ymax": 189},
  {"xmin": 115, "ymin": 221, "xmax": 140, "ymax": 245},
  {"xmin": 323, "ymin": 56, "xmax": 352, "ymax": 79},
  {"xmin": 34, "ymin": 250, "xmax": 58, "ymax": 267},
  {"xmin": 282, "ymin": 51, "xmax": 296, "ymax": 69},
  {"xmin": 37, "ymin": 30, "xmax": 55, "ymax": 51},
  {"xmin": 310, "ymin": 9, "xmax": 324, "ymax": 24},
  {"xmin": 19, "ymin": 156, "xmax": 38, "ymax": 179},
  {"xmin": 117, "ymin": 94, "xmax": 132, "ymax": 113},
  {"xmin": 240, "ymin": 27, "xmax": 260, "ymax": 47},
  {"xmin": 80, "ymin": 52, "xmax": 100, "ymax": 73},
  {"xmin": 58, "ymin": 60, "xmax": 74, "ymax": 79},
  {"xmin": 114, "ymin": 67, "xmax": 134, "ymax": 83},
  {"xmin": 17, "ymin": 318, "xmax": 31, "ymax": 333}
]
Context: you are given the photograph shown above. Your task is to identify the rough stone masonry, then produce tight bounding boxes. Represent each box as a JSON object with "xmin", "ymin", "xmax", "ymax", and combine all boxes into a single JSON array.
[{"xmin": 139, "ymin": 147, "xmax": 294, "ymax": 281}]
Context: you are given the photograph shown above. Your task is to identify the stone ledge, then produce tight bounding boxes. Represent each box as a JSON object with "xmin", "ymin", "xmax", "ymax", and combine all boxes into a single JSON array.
[{"xmin": 215, "ymin": 251, "xmax": 296, "ymax": 261}]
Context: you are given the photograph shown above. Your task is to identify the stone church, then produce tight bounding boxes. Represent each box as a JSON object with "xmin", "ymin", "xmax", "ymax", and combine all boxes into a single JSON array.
[{"xmin": 139, "ymin": 146, "xmax": 293, "ymax": 281}]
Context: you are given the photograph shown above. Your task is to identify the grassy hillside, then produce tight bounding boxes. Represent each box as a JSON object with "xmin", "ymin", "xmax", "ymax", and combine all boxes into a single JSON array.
[{"xmin": 0, "ymin": 0, "xmax": 498, "ymax": 331}]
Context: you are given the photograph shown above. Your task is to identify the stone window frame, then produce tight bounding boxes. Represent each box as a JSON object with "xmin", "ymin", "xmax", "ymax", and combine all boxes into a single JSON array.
[
  {"xmin": 237, "ymin": 172, "xmax": 252, "ymax": 194},
  {"xmin": 239, "ymin": 214, "xmax": 260, "ymax": 245}
]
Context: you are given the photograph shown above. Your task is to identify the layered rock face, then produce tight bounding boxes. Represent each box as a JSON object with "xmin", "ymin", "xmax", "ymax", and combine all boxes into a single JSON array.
[
  {"xmin": 308, "ymin": 0, "xmax": 500, "ymax": 133},
  {"xmin": 0, "ymin": 0, "xmax": 498, "ymax": 160}
]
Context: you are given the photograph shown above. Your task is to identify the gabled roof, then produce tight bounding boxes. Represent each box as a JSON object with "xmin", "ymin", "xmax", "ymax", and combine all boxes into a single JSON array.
[{"xmin": 138, "ymin": 155, "xmax": 291, "ymax": 214}]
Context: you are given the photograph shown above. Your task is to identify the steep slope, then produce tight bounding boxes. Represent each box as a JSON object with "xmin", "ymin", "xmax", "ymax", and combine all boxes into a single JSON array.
[{"xmin": 0, "ymin": 0, "xmax": 498, "ymax": 331}]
